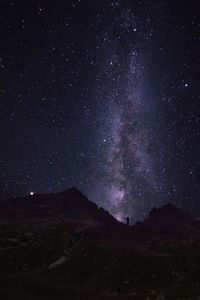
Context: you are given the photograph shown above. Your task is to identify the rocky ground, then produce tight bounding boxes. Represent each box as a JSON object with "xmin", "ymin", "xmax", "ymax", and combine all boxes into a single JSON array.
[{"xmin": 1, "ymin": 189, "xmax": 200, "ymax": 299}]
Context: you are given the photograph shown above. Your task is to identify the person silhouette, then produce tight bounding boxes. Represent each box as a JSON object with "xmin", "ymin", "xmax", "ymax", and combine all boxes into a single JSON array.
[{"xmin": 124, "ymin": 217, "xmax": 130, "ymax": 225}]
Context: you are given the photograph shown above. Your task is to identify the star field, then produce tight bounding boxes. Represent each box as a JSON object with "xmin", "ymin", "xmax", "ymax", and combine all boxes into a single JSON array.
[{"xmin": 0, "ymin": 0, "xmax": 200, "ymax": 222}]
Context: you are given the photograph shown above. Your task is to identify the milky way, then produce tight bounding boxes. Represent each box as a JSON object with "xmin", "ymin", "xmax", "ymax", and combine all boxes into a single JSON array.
[
  {"xmin": 89, "ymin": 4, "xmax": 160, "ymax": 221},
  {"xmin": 1, "ymin": 1, "xmax": 200, "ymax": 222}
]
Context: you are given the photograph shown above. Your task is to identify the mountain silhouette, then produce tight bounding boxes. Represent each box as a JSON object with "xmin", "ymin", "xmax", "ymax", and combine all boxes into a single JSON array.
[
  {"xmin": 0, "ymin": 187, "xmax": 118, "ymax": 226},
  {"xmin": 134, "ymin": 203, "xmax": 198, "ymax": 238},
  {"xmin": 1, "ymin": 189, "xmax": 200, "ymax": 299}
]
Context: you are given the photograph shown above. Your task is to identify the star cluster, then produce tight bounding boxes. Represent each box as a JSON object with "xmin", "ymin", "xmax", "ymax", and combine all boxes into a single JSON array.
[{"xmin": 0, "ymin": 0, "xmax": 200, "ymax": 221}]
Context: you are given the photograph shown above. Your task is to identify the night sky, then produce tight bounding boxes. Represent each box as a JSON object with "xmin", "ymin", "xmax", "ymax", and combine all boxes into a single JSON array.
[{"xmin": 1, "ymin": 0, "xmax": 200, "ymax": 222}]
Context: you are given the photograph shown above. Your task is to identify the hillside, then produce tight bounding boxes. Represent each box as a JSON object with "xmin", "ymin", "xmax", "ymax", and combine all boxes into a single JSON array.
[
  {"xmin": 1, "ymin": 189, "xmax": 200, "ymax": 299},
  {"xmin": 0, "ymin": 188, "xmax": 119, "ymax": 226}
]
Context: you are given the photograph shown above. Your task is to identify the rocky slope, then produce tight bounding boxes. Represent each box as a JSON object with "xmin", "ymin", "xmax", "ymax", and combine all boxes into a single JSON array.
[
  {"xmin": 1, "ymin": 189, "xmax": 200, "ymax": 299},
  {"xmin": 0, "ymin": 187, "xmax": 118, "ymax": 226}
]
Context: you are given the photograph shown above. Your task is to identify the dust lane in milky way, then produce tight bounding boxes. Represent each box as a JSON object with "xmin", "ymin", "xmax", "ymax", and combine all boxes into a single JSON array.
[{"xmin": 89, "ymin": 4, "xmax": 164, "ymax": 221}]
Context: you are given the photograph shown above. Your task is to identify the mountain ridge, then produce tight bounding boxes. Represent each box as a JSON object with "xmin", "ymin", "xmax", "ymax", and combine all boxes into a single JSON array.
[
  {"xmin": 1, "ymin": 188, "xmax": 200, "ymax": 298},
  {"xmin": 0, "ymin": 187, "xmax": 119, "ymax": 226}
]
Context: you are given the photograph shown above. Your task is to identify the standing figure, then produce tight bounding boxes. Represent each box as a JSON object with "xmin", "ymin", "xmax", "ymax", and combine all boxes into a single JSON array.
[{"xmin": 124, "ymin": 217, "xmax": 130, "ymax": 225}]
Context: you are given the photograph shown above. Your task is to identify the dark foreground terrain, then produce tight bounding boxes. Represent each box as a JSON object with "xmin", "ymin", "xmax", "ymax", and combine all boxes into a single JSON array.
[{"xmin": 1, "ymin": 188, "xmax": 200, "ymax": 299}]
